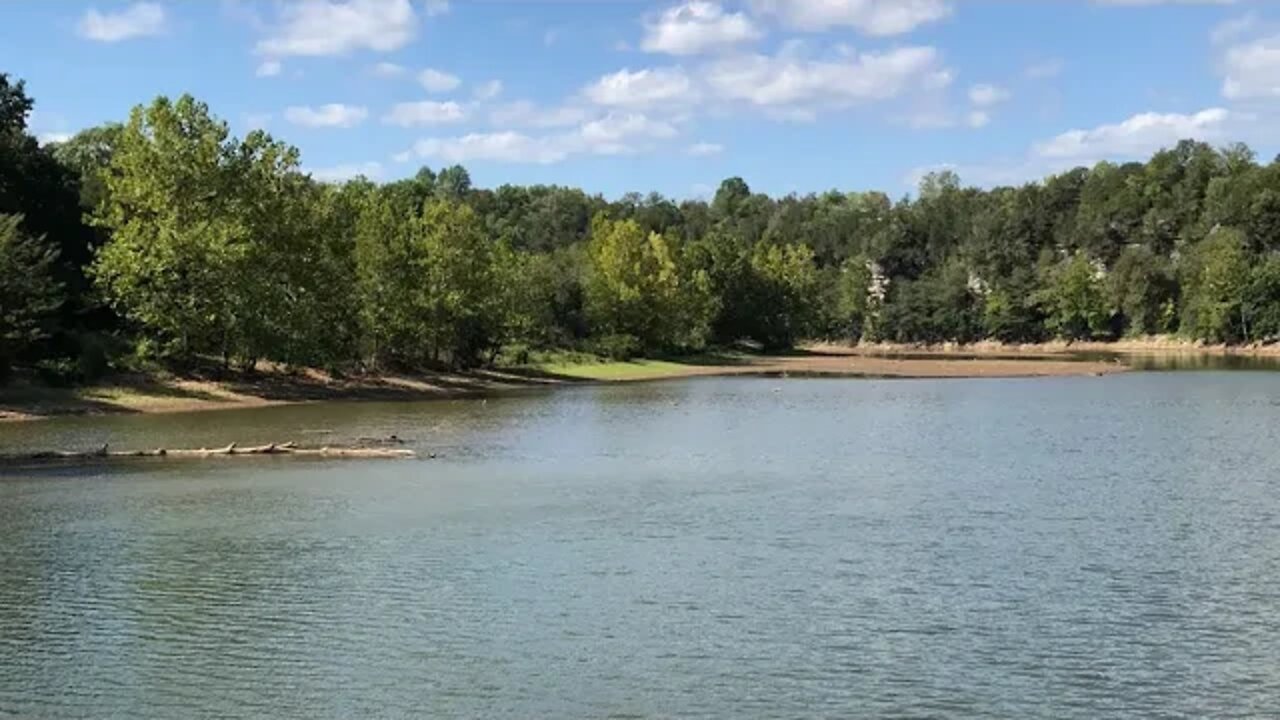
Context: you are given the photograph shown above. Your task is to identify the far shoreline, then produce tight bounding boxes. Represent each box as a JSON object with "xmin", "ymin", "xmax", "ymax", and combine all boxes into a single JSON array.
[{"xmin": 6, "ymin": 338, "xmax": 1273, "ymax": 423}]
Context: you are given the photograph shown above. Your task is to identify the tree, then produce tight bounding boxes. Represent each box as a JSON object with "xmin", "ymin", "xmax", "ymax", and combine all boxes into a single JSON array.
[
  {"xmin": 1181, "ymin": 227, "xmax": 1251, "ymax": 342},
  {"xmin": 585, "ymin": 215, "xmax": 713, "ymax": 353},
  {"xmin": 1039, "ymin": 253, "xmax": 1111, "ymax": 340},
  {"xmin": 1244, "ymin": 258, "xmax": 1280, "ymax": 341},
  {"xmin": 0, "ymin": 215, "xmax": 63, "ymax": 375},
  {"xmin": 415, "ymin": 199, "xmax": 502, "ymax": 367},
  {"xmin": 91, "ymin": 95, "xmax": 312, "ymax": 367}
]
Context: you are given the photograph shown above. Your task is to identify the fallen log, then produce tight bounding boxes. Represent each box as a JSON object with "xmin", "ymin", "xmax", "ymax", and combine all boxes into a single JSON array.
[{"xmin": 1, "ymin": 440, "xmax": 417, "ymax": 466}]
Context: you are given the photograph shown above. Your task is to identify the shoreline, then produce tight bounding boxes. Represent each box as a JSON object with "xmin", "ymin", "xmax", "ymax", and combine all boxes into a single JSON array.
[
  {"xmin": 10, "ymin": 336, "xmax": 1278, "ymax": 423},
  {"xmin": 0, "ymin": 344, "xmax": 1147, "ymax": 424}
]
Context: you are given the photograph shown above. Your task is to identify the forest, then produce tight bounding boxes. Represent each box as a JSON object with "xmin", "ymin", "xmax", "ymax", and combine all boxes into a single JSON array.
[{"xmin": 4, "ymin": 71, "xmax": 1280, "ymax": 383}]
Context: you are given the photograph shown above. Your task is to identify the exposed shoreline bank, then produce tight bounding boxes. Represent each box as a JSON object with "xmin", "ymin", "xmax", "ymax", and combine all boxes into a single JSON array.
[{"xmin": 6, "ymin": 338, "xmax": 1267, "ymax": 423}]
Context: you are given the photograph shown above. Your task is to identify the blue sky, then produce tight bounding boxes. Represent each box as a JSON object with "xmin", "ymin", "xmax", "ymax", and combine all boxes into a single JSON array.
[{"xmin": 3, "ymin": 0, "xmax": 1278, "ymax": 198}]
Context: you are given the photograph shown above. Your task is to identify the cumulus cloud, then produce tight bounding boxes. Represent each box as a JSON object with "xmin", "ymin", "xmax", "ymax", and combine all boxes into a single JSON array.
[
  {"xmin": 411, "ymin": 132, "xmax": 571, "ymax": 165},
  {"xmin": 968, "ymin": 83, "xmax": 1010, "ymax": 107},
  {"xmin": 284, "ymin": 104, "xmax": 369, "ymax": 128},
  {"xmin": 642, "ymin": 1, "xmax": 763, "ymax": 56},
  {"xmin": 704, "ymin": 46, "xmax": 949, "ymax": 109},
  {"xmin": 310, "ymin": 161, "xmax": 384, "ymax": 182},
  {"xmin": 1221, "ymin": 34, "xmax": 1280, "ymax": 100},
  {"xmin": 749, "ymin": 0, "xmax": 951, "ymax": 36},
  {"xmin": 583, "ymin": 67, "xmax": 699, "ymax": 109},
  {"xmin": 488, "ymin": 101, "xmax": 590, "ymax": 128},
  {"xmin": 77, "ymin": 2, "xmax": 166, "ymax": 42},
  {"xmin": 1095, "ymin": 0, "xmax": 1238, "ymax": 5},
  {"xmin": 419, "ymin": 68, "xmax": 462, "ymax": 93},
  {"xmin": 256, "ymin": 60, "xmax": 282, "ymax": 77},
  {"xmin": 372, "ymin": 61, "xmax": 406, "ymax": 77},
  {"xmin": 383, "ymin": 100, "xmax": 467, "ymax": 126},
  {"xmin": 407, "ymin": 111, "xmax": 683, "ymax": 164},
  {"xmin": 687, "ymin": 141, "xmax": 724, "ymax": 156},
  {"xmin": 473, "ymin": 80, "xmax": 504, "ymax": 100},
  {"xmin": 1033, "ymin": 108, "xmax": 1231, "ymax": 160},
  {"xmin": 257, "ymin": 0, "xmax": 420, "ymax": 57}
]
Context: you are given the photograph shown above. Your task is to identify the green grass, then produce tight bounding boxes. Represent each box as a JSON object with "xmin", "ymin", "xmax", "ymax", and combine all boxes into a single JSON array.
[{"xmin": 535, "ymin": 357, "xmax": 696, "ymax": 381}]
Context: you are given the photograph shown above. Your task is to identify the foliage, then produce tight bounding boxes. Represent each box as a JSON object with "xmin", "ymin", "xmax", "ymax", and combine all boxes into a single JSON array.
[
  {"xmin": 11, "ymin": 72, "xmax": 1280, "ymax": 385},
  {"xmin": 0, "ymin": 214, "xmax": 63, "ymax": 375},
  {"xmin": 1038, "ymin": 253, "xmax": 1111, "ymax": 341}
]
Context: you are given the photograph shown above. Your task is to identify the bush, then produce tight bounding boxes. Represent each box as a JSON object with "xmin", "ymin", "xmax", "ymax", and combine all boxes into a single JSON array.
[{"xmin": 589, "ymin": 333, "xmax": 641, "ymax": 360}]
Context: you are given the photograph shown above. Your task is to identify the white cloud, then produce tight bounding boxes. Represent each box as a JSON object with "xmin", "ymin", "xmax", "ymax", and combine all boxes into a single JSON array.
[
  {"xmin": 1033, "ymin": 108, "xmax": 1231, "ymax": 160},
  {"xmin": 419, "ymin": 68, "xmax": 462, "ymax": 93},
  {"xmin": 1095, "ymin": 0, "xmax": 1238, "ymax": 5},
  {"xmin": 256, "ymin": 60, "xmax": 282, "ymax": 77},
  {"xmin": 489, "ymin": 101, "xmax": 589, "ymax": 128},
  {"xmin": 579, "ymin": 112, "xmax": 677, "ymax": 155},
  {"xmin": 383, "ymin": 100, "xmax": 467, "ymax": 126},
  {"xmin": 77, "ymin": 2, "xmax": 165, "ymax": 42},
  {"xmin": 284, "ymin": 104, "xmax": 369, "ymax": 128},
  {"xmin": 750, "ymin": 0, "xmax": 951, "ymax": 36},
  {"xmin": 1211, "ymin": 13, "xmax": 1256, "ymax": 45},
  {"xmin": 473, "ymin": 80, "xmax": 504, "ymax": 100},
  {"xmin": 258, "ymin": 0, "xmax": 419, "ymax": 57},
  {"xmin": 37, "ymin": 132, "xmax": 72, "ymax": 146},
  {"xmin": 968, "ymin": 83, "xmax": 1010, "ymax": 107},
  {"xmin": 425, "ymin": 0, "xmax": 449, "ymax": 16},
  {"xmin": 705, "ymin": 46, "xmax": 949, "ymax": 108},
  {"xmin": 967, "ymin": 110, "xmax": 990, "ymax": 128},
  {"xmin": 687, "ymin": 141, "xmax": 724, "ymax": 156},
  {"xmin": 410, "ymin": 110, "xmax": 684, "ymax": 164},
  {"xmin": 583, "ymin": 67, "xmax": 699, "ymax": 109},
  {"xmin": 1024, "ymin": 59, "xmax": 1064, "ymax": 79},
  {"xmin": 642, "ymin": 1, "xmax": 763, "ymax": 56},
  {"xmin": 311, "ymin": 161, "xmax": 384, "ymax": 182},
  {"xmin": 412, "ymin": 132, "xmax": 571, "ymax": 164},
  {"xmin": 372, "ymin": 61, "xmax": 406, "ymax": 76},
  {"xmin": 1221, "ymin": 34, "xmax": 1280, "ymax": 100}
]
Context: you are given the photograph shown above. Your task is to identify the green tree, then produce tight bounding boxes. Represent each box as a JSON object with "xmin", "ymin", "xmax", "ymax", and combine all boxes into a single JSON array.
[
  {"xmin": 1181, "ymin": 227, "xmax": 1251, "ymax": 342},
  {"xmin": 0, "ymin": 215, "xmax": 63, "ymax": 375},
  {"xmin": 585, "ymin": 215, "xmax": 713, "ymax": 353},
  {"xmin": 1039, "ymin": 253, "xmax": 1111, "ymax": 340}
]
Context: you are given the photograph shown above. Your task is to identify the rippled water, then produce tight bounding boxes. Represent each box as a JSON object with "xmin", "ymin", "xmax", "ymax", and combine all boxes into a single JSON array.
[{"xmin": 3, "ymin": 374, "xmax": 1280, "ymax": 718}]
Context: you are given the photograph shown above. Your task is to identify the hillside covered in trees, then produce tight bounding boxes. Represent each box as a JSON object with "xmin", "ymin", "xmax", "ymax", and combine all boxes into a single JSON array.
[{"xmin": 4, "ymin": 72, "xmax": 1280, "ymax": 383}]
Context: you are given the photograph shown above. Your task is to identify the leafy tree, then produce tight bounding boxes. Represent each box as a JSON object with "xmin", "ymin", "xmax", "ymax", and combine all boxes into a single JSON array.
[
  {"xmin": 585, "ymin": 215, "xmax": 713, "ymax": 352},
  {"xmin": 1244, "ymin": 258, "xmax": 1280, "ymax": 341},
  {"xmin": 0, "ymin": 215, "xmax": 63, "ymax": 375},
  {"xmin": 1107, "ymin": 245, "xmax": 1177, "ymax": 336},
  {"xmin": 1181, "ymin": 227, "xmax": 1251, "ymax": 342},
  {"xmin": 1039, "ymin": 253, "xmax": 1111, "ymax": 340}
]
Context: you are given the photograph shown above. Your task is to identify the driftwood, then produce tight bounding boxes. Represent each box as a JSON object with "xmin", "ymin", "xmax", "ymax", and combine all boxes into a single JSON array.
[{"xmin": 2, "ymin": 440, "xmax": 418, "ymax": 466}]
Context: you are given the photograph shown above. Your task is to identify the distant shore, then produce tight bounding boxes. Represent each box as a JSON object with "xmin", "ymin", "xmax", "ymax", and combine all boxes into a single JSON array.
[{"xmin": 0, "ymin": 344, "xmax": 1159, "ymax": 423}]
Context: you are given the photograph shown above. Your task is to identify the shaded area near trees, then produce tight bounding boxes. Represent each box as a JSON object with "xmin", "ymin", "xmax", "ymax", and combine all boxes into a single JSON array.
[{"xmin": 6, "ymin": 72, "xmax": 1280, "ymax": 385}]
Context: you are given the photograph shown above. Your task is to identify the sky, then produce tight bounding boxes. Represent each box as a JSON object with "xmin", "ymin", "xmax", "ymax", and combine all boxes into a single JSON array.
[{"xmin": 3, "ymin": 0, "xmax": 1279, "ymax": 199}]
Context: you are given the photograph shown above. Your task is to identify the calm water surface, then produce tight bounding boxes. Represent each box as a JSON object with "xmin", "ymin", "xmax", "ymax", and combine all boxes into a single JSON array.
[{"xmin": 3, "ymin": 374, "xmax": 1280, "ymax": 718}]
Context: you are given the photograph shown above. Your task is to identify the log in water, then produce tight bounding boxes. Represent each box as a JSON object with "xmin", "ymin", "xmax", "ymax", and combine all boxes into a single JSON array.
[{"xmin": 0, "ymin": 441, "xmax": 416, "ymax": 465}]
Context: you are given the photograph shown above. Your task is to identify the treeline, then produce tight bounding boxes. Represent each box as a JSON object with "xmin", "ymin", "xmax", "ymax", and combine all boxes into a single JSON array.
[{"xmin": 6, "ymin": 72, "xmax": 1280, "ymax": 382}]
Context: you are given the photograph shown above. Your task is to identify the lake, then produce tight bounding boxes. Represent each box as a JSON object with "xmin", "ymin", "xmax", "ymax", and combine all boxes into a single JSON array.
[{"xmin": 3, "ymin": 373, "xmax": 1280, "ymax": 718}]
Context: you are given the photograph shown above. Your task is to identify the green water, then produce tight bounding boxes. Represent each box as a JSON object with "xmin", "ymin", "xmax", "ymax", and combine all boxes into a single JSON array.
[{"xmin": 3, "ymin": 373, "xmax": 1280, "ymax": 718}]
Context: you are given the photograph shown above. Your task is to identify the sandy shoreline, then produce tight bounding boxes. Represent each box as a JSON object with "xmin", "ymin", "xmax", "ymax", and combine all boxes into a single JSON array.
[{"xmin": 0, "ymin": 344, "xmax": 1152, "ymax": 423}]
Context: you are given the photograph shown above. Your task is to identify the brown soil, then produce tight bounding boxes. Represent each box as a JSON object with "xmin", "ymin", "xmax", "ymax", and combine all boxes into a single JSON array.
[{"xmin": 0, "ymin": 344, "xmax": 1143, "ymax": 423}]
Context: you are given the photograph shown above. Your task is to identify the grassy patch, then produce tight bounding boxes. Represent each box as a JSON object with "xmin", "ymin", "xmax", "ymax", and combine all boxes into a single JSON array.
[{"xmin": 534, "ymin": 358, "xmax": 696, "ymax": 381}]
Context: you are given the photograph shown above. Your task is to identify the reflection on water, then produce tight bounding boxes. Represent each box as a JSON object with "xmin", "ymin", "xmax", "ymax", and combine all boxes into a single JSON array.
[{"xmin": 3, "ymin": 374, "xmax": 1280, "ymax": 718}]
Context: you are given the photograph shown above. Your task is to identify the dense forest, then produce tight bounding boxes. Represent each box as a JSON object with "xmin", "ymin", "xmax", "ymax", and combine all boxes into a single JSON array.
[{"xmin": 4, "ymin": 71, "xmax": 1280, "ymax": 383}]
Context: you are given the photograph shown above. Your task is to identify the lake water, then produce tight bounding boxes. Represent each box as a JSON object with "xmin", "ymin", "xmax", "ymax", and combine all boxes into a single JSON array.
[{"xmin": 3, "ymin": 373, "xmax": 1280, "ymax": 718}]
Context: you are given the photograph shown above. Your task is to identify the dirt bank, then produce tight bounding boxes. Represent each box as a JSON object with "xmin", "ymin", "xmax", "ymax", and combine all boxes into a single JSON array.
[{"xmin": 0, "ymin": 346, "xmax": 1133, "ymax": 423}]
